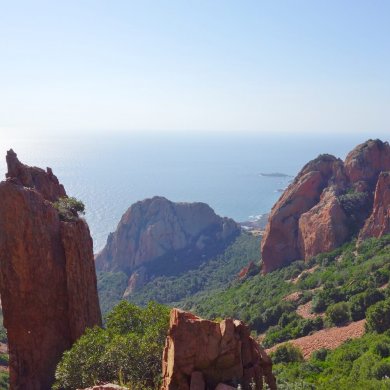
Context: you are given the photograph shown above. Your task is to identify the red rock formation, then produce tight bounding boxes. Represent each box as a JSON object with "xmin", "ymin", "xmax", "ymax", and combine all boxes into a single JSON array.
[
  {"xmin": 95, "ymin": 196, "xmax": 239, "ymax": 292},
  {"xmin": 261, "ymin": 155, "xmax": 346, "ymax": 272},
  {"xmin": 0, "ymin": 150, "xmax": 102, "ymax": 390},
  {"xmin": 262, "ymin": 139, "xmax": 390, "ymax": 272},
  {"xmin": 359, "ymin": 172, "xmax": 390, "ymax": 240},
  {"xmin": 161, "ymin": 309, "xmax": 276, "ymax": 390},
  {"xmin": 345, "ymin": 139, "xmax": 390, "ymax": 185},
  {"xmin": 238, "ymin": 261, "xmax": 258, "ymax": 280},
  {"xmin": 298, "ymin": 188, "xmax": 350, "ymax": 260}
]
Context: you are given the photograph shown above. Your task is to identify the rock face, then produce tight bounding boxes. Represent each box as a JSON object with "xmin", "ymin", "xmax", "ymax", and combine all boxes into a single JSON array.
[
  {"xmin": 95, "ymin": 196, "xmax": 239, "ymax": 291},
  {"xmin": 0, "ymin": 150, "xmax": 102, "ymax": 390},
  {"xmin": 359, "ymin": 172, "xmax": 390, "ymax": 240},
  {"xmin": 261, "ymin": 139, "xmax": 390, "ymax": 273},
  {"xmin": 161, "ymin": 309, "xmax": 276, "ymax": 390}
]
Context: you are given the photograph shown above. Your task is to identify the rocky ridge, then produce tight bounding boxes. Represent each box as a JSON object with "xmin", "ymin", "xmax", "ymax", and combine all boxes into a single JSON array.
[
  {"xmin": 261, "ymin": 139, "xmax": 390, "ymax": 272},
  {"xmin": 95, "ymin": 196, "xmax": 239, "ymax": 294},
  {"xmin": 0, "ymin": 150, "xmax": 101, "ymax": 389}
]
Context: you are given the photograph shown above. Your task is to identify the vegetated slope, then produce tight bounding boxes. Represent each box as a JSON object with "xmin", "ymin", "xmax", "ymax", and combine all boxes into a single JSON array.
[
  {"xmin": 184, "ymin": 234, "xmax": 390, "ymax": 349},
  {"xmin": 98, "ymin": 232, "xmax": 261, "ymax": 313},
  {"xmin": 272, "ymin": 332, "xmax": 390, "ymax": 389}
]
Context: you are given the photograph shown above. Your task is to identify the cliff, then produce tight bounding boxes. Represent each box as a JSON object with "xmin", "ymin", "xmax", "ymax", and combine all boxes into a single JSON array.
[
  {"xmin": 0, "ymin": 150, "xmax": 102, "ymax": 389},
  {"xmin": 161, "ymin": 309, "xmax": 276, "ymax": 390},
  {"xmin": 261, "ymin": 139, "xmax": 390, "ymax": 273},
  {"xmin": 95, "ymin": 196, "xmax": 239, "ymax": 293}
]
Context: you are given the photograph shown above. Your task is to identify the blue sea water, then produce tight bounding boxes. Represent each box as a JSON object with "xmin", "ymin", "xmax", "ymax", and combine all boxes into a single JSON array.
[{"xmin": 0, "ymin": 132, "xmax": 387, "ymax": 251}]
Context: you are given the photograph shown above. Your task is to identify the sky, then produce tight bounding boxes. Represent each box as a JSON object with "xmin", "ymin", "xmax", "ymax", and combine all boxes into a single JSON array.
[{"xmin": 0, "ymin": 0, "xmax": 389, "ymax": 137}]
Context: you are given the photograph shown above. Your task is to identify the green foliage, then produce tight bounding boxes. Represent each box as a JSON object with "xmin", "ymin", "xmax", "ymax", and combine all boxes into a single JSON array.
[
  {"xmin": 129, "ymin": 233, "xmax": 260, "ymax": 306},
  {"xmin": 271, "ymin": 343, "xmax": 304, "ymax": 364},
  {"xmin": 325, "ymin": 302, "xmax": 350, "ymax": 326},
  {"xmin": 273, "ymin": 333, "xmax": 390, "ymax": 389},
  {"xmin": 54, "ymin": 301, "xmax": 170, "ymax": 390},
  {"xmin": 0, "ymin": 372, "xmax": 9, "ymax": 390},
  {"xmin": 263, "ymin": 314, "xmax": 323, "ymax": 348},
  {"xmin": 97, "ymin": 271, "xmax": 128, "ymax": 314},
  {"xmin": 98, "ymin": 233, "xmax": 261, "ymax": 314},
  {"xmin": 187, "ymin": 234, "xmax": 390, "ymax": 347},
  {"xmin": 53, "ymin": 196, "xmax": 85, "ymax": 221},
  {"xmin": 0, "ymin": 354, "xmax": 8, "ymax": 366},
  {"xmin": 365, "ymin": 298, "xmax": 390, "ymax": 333}
]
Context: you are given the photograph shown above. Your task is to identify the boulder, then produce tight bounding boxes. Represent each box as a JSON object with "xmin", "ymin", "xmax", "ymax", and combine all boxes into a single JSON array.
[
  {"xmin": 161, "ymin": 309, "xmax": 276, "ymax": 390},
  {"xmin": 0, "ymin": 150, "xmax": 101, "ymax": 390}
]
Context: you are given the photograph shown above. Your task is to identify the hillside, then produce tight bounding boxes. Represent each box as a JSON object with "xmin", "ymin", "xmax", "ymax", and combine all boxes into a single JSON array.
[
  {"xmin": 98, "ymin": 232, "xmax": 260, "ymax": 313},
  {"xmin": 183, "ymin": 234, "xmax": 390, "ymax": 344}
]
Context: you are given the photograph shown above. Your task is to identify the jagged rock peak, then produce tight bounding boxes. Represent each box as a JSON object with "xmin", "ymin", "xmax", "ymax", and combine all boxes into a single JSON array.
[
  {"xmin": 261, "ymin": 138, "xmax": 390, "ymax": 273},
  {"xmin": 0, "ymin": 152, "xmax": 101, "ymax": 389},
  {"xmin": 95, "ymin": 196, "xmax": 239, "ymax": 277},
  {"xmin": 5, "ymin": 149, "xmax": 66, "ymax": 201},
  {"xmin": 161, "ymin": 308, "xmax": 276, "ymax": 390}
]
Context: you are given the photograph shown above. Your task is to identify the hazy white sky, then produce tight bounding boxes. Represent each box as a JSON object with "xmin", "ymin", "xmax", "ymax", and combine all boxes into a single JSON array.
[{"xmin": 1, "ymin": 1, "xmax": 389, "ymax": 136}]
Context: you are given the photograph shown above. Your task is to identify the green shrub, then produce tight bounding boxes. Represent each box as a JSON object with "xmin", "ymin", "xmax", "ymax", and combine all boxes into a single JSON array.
[
  {"xmin": 54, "ymin": 301, "xmax": 169, "ymax": 390},
  {"xmin": 372, "ymin": 361, "xmax": 390, "ymax": 380},
  {"xmin": 366, "ymin": 298, "xmax": 390, "ymax": 333},
  {"xmin": 271, "ymin": 343, "xmax": 304, "ymax": 364},
  {"xmin": 53, "ymin": 196, "xmax": 85, "ymax": 221},
  {"xmin": 311, "ymin": 348, "xmax": 328, "ymax": 361},
  {"xmin": 350, "ymin": 289, "xmax": 385, "ymax": 321},
  {"xmin": 0, "ymin": 354, "xmax": 8, "ymax": 366},
  {"xmin": 325, "ymin": 302, "xmax": 350, "ymax": 326}
]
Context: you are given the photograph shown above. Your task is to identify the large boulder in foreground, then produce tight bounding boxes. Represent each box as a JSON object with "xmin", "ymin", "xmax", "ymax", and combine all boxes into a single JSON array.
[
  {"xmin": 261, "ymin": 139, "xmax": 390, "ymax": 273},
  {"xmin": 0, "ymin": 150, "xmax": 102, "ymax": 390},
  {"xmin": 95, "ymin": 196, "xmax": 239, "ymax": 292},
  {"xmin": 161, "ymin": 309, "xmax": 276, "ymax": 390}
]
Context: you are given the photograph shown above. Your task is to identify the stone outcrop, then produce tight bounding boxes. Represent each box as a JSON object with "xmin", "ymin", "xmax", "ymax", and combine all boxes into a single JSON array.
[
  {"xmin": 0, "ymin": 150, "xmax": 102, "ymax": 390},
  {"xmin": 161, "ymin": 309, "xmax": 276, "ymax": 390},
  {"xmin": 261, "ymin": 139, "xmax": 390, "ymax": 272},
  {"xmin": 359, "ymin": 172, "xmax": 390, "ymax": 241},
  {"xmin": 95, "ymin": 196, "xmax": 239, "ymax": 292}
]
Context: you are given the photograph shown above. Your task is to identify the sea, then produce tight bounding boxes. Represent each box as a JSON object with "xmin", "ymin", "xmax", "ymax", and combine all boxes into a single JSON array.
[{"xmin": 0, "ymin": 131, "xmax": 387, "ymax": 252}]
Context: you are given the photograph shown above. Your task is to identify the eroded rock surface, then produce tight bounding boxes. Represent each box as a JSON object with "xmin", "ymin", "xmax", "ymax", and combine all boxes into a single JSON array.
[
  {"xmin": 161, "ymin": 309, "xmax": 276, "ymax": 390},
  {"xmin": 0, "ymin": 150, "xmax": 101, "ymax": 390},
  {"xmin": 359, "ymin": 171, "xmax": 390, "ymax": 241},
  {"xmin": 261, "ymin": 139, "xmax": 390, "ymax": 272},
  {"xmin": 95, "ymin": 196, "xmax": 239, "ymax": 292}
]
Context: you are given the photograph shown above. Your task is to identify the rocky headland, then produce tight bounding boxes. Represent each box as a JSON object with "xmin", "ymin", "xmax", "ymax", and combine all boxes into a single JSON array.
[
  {"xmin": 0, "ymin": 150, "xmax": 101, "ymax": 389},
  {"xmin": 261, "ymin": 139, "xmax": 390, "ymax": 273},
  {"xmin": 95, "ymin": 196, "xmax": 240, "ymax": 295}
]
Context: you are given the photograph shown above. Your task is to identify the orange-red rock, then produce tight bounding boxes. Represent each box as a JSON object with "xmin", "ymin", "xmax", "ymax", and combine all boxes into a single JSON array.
[
  {"xmin": 161, "ymin": 309, "xmax": 276, "ymax": 390},
  {"xmin": 345, "ymin": 139, "xmax": 390, "ymax": 185},
  {"xmin": 0, "ymin": 150, "xmax": 102, "ymax": 390},
  {"xmin": 262, "ymin": 139, "xmax": 390, "ymax": 272},
  {"xmin": 359, "ymin": 171, "xmax": 390, "ymax": 240},
  {"xmin": 298, "ymin": 188, "xmax": 350, "ymax": 260},
  {"xmin": 95, "ymin": 196, "xmax": 239, "ymax": 293}
]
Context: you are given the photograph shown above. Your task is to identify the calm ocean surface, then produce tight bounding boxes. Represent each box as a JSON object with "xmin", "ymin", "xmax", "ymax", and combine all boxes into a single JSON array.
[{"xmin": 0, "ymin": 132, "xmax": 386, "ymax": 251}]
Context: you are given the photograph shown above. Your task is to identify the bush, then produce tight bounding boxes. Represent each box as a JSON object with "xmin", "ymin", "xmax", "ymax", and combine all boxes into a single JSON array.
[
  {"xmin": 366, "ymin": 299, "xmax": 390, "ymax": 333},
  {"xmin": 311, "ymin": 348, "xmax": 328, "ymax": 361},
  {"xmin": 54, "ymin": 301, "xmax": 170, "ymax": 390},
  {"xmin": 350, "ymin": 289, "xmax": 385, "ymax": 321},
  {"xmin": 326, "ymin": 302, "xmax": 350, "ymax": 326},
  {"xmin": 271, "ymin": 343, "xmax": 304, "ymax": 364},
  {"xmin": 53, "ymin": 196, "xmax": 85, "ymax": 221}
]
